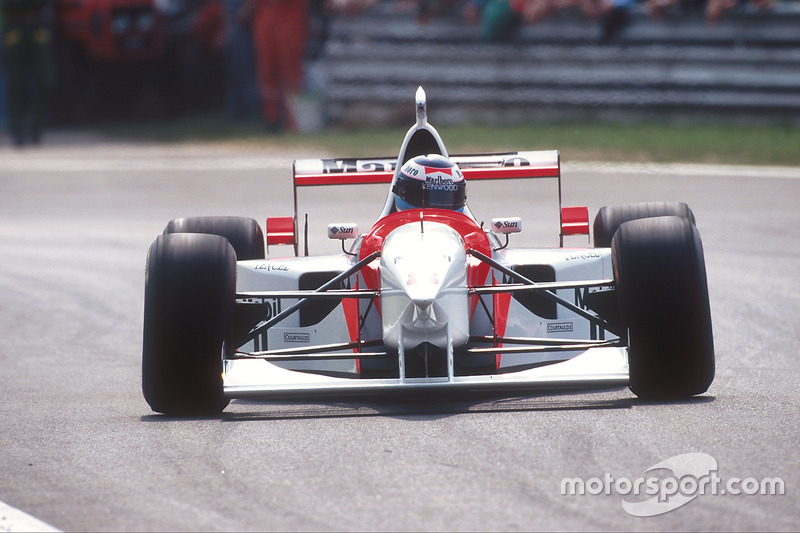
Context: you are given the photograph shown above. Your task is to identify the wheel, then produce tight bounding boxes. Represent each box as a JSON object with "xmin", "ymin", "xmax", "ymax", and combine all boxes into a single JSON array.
[
  {"xmin": 164, "ymin": 216, "xmax": 265, "ymax": 261},
  {"xmin": 594, "ymin": 202, "xmax": 695, "ymax": 248},
  {"xmin": 612, "ymin": 216, "xmax": 715, "ymax": 399},
  {"xmin": 142, "ymin": 233, "xmax": 235, "ymax": 415}
]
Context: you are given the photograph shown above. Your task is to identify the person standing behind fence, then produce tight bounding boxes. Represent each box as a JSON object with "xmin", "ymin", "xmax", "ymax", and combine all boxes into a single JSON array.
[
  {"xmin": 1, "ymin": 0, "xmax": 53, "ymax": 147},
  {"xmin": 224, "ymin": 0, "xmax": 258, "ymax": 119},
  {"xmin": 246, "ymin": 0, "xmax": 308, "ymax": 132},
  {"xmin": 0, "ymin": 5, "xmax": 6, "ymax": 131}
]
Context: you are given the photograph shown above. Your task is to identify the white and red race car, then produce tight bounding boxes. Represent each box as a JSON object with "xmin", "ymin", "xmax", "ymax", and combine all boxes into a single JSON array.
[{"xmin": 142, "ymin": 88, "xmax": 714, "ymax": 415}]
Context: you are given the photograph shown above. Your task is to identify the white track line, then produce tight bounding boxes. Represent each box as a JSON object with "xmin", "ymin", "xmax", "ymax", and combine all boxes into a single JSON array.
[{"xmin": 0, "ymin": 501, "xmax": 60, "ymax": 533}]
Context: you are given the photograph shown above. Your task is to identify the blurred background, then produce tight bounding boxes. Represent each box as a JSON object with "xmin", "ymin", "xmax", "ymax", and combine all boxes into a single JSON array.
[{"xmin": 1, "ymin": 0, "xmax": 798, "ymax": 149}]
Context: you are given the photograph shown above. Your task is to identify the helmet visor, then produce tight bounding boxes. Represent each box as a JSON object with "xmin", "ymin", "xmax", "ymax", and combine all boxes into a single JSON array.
[{"xmin": 393, "ymin": 174, "xmax": 466, "ymax": 210}]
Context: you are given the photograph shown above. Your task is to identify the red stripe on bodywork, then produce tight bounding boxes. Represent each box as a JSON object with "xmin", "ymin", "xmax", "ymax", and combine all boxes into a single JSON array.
[
  {"xmin": 463, "ymin": 166, "xmax": 560, "ymax": 180},
  {"xmin": 295, "ymin": 172, "xmax": 394, "ymax": 186},
  {"xmin": 342, "ymin": 278, "xmax": 363, "ymax": 374},
  {"xmin": 493, "ymin": 279, "xmax": 512, "ymax": 369},
  {"xmin": 343, "ymin": 283, "xmax": 360, "ymax": 350}
]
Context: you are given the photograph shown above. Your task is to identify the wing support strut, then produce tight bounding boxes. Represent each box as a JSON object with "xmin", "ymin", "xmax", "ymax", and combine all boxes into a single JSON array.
[
  {"xmin": 244, "ymin": 251, "xmax": 380, "ymax": 343},
  {"xmin": 467, "ymin": 249, "xmax": 617, "ymax": 335}
]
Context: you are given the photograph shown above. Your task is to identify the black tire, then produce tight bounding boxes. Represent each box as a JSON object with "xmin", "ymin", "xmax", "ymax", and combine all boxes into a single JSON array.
[
  {"xmin": 612, "ymin": 216, "xmax": 715, "ymax": 399},
  {"xmin": 594, "ymin": 202, "xmax": 695, "ymax": 248},
  {"xmin": 142, "ymin": 233, "xmax": 235, "ymax": 415},
  {"xmin": 165, "ymin": 216, "xmax": 265, "ymax": 261}
]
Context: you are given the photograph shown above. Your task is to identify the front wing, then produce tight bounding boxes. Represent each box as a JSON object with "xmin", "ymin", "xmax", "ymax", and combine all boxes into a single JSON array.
[{"xmin": 223, "ymin": 347, "xmax": 629, "ymax": 399}]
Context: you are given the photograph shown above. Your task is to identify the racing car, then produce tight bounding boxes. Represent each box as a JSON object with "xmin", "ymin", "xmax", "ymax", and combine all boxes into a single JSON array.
[{"xmin": 142, "ymin": 87, "xmax": 715, "ymax": 415}]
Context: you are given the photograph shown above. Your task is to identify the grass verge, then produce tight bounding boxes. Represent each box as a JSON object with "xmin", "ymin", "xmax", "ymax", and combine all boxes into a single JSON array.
[{"xmin": 99, "ymin": 113, "xmax": 800, "ymax": 166}]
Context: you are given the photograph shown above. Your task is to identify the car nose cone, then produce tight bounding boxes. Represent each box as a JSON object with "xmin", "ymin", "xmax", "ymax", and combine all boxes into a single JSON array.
[{"xmin": 379, "ymin": 221, "xmax": 469, "ymax": 350}]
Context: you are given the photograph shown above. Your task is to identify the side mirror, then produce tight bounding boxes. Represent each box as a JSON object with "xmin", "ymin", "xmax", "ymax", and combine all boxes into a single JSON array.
[
  {"xmin": 490, "ymin": 217, "xmax": 522, "ymax": 234},
  {"xmin": 327, "ymin": 223, "xmax": 358, "ymax": 240},
  {"xmin": 490, "ymin": 217, "xmax": 521, "ymax": 251}
]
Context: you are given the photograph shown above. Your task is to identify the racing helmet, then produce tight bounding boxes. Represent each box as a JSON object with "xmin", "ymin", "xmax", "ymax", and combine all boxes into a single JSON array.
[{"xmin": 393, "ymin": 154, "xmax": 466, "ymax": 212}]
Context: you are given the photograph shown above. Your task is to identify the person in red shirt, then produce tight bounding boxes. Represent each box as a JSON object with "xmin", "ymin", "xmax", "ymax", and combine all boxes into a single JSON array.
[{"xmin": 246, "ymin": 0, "xmax": 308, "ymax": 131}]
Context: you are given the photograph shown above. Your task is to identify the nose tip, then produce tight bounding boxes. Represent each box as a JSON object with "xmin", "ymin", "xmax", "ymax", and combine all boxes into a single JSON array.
[
  {"xmin": 407, "ymin": 281, "xmax": 439, "ymax": 313},
  {"xmin": 412, "ymin": 297, "xmax": 433, "ymax": 309}
]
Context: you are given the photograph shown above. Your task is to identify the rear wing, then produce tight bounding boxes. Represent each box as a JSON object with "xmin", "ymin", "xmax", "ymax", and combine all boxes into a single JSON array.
[
  {"xmin": 268, "ymin": 88, "xmax": 587, "ymax": 255},
  {"xmin": 292, "ymin": 150, "xmax": 560, "ymax": 186},
  {"xmin": 279, "ymin": 150, "xmax": 586, "ymax": 251}
]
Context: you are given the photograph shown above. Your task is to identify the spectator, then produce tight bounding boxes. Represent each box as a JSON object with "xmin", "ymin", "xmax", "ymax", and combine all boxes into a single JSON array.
[
  {"xmin": 0, "ymin": 4, "xmax": 6, "ymax": 130},
  {"xmin": 247, "ymin": 0, "xmax": 308, "ymax": 132},
  {"xmin": 465, "ymin": 0, "xmax": 524, "ymax": 42},
  {"xmin": 306, "ymin": 0, "xmax": 330, "ymax": 63},
  {"xmin": 412, "ymin": 0, "xmax": 464, "ymax": 22},
  {"xmin": 190, "ymin": 0, "xmax": 226, "ymax": 109},
  {"xmin": 705, "ymin": 0, "xmax": 772, "ymax": 24},
  {"xmin": 517, "ymin": 0, "xmax": 632, "ymax": 42},
  {"xmin": 595, "ymin": 0, "xmax": 634, "ymax": 42},
  {"xmin": 223, "ymin": 0, "xmax": 258, "ymax": 119},
  {"xmin": 647, "ymin": 0, "xmax": 772, "ymax": 24},
  {"xmin": 463, "ymin": 0, "xmax": 491, "ymax": 24},
  {"xmin": 1, "ymin": 0, "xmax": 53, "ymax": 146},
  {"xmin": 647, "ymin": 0, "xmax": 706, "ymax": 20},
  {"xmin": 328, "ymin": 0, "xmax": 379, "ymax": 15}
]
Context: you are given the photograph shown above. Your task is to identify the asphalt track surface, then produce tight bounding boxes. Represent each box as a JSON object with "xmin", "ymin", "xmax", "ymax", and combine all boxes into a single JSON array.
[{"xmin": 1, "ymin": 134, "xmax": 798, "ymax": 531}]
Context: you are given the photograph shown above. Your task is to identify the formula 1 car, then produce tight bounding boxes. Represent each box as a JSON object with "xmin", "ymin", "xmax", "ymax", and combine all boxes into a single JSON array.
[{"xmin": 142, "ymin": 87, "xmax": 715, "ymax": 415}]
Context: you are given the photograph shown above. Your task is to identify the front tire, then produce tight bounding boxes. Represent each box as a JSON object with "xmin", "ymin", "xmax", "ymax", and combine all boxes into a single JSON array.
[
  {"xmin": 142, "ymin": 233, "xmax": 236, "ymax": 415},
  {"xmin": 612, "ymin": 216, "xmax": 715, "ymax": 400},
  {"xmin": 594, "ymin": 202, "xmax": 695, "ymax": 248},
  {"xmin": 165, "ymin": 216, "xmax": 265, "ymax": 260}
]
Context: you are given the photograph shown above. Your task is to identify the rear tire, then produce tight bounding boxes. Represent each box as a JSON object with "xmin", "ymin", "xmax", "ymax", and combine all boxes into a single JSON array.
[
  {"xmin": 612, "ymin": 216, "xmax": 714, "ymax": 400},
  {"xmin": 165, "ymin": 216, "xmax": 265, "ymax": 260},
  {"xmin": 594, "ymin": 202, "xmax": 695, "ymax": 248},
  {"xmin": 142, "ymin": 233, "xmax": 235, "ymax": 415}
]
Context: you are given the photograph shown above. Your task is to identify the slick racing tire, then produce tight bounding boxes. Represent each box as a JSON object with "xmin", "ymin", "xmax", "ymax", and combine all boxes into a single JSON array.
[
  {"xmin": 142, "ymin": 233, "xmax": 235, "ymax": 415},
  {"xmin": 594, "ymin": 202, "xmax": 695, "ymax": 248},
  {"xmin": 612, "ymin": 216, "xmax": 715, "ymax": 400},
  {"xmin": 165, "ymin": 216, "xmax": 265, "ymax": 260}
]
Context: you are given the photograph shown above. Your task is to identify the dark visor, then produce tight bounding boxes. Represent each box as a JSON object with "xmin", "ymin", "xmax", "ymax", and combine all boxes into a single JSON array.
[{"xmin": 393, "ymin": 175, "xmax": 466, "ymax": 210}]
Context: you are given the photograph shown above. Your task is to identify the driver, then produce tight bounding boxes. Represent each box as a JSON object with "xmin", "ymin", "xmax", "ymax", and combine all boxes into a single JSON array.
[{"xmin": 393, "ymin": 154, "xmax": 467, "ymax": 212}]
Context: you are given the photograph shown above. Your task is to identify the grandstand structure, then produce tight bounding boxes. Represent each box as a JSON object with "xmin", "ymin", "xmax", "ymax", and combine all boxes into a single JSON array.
[{"xmin": 321, "ymin": 2, "xmax": 800, "ymax": 126}]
